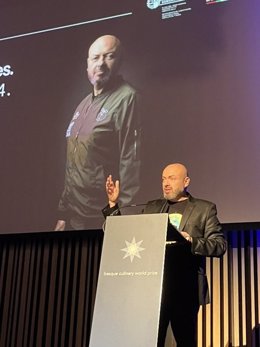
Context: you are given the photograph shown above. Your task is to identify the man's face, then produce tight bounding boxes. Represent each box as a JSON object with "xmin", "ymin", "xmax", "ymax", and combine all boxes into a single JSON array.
[
  {"xmin": 87, "ymin": 36, "xmax": 121, "ymax": 89},
  {"xmin": 162, "ymin": 164, "xmax": 190, "ymax": 201}
]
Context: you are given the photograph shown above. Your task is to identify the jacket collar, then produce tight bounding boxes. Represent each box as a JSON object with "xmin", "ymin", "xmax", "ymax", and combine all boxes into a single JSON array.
[{"xmin": 179, "ymin": 194, "xmax": 195, "ymax": 231}]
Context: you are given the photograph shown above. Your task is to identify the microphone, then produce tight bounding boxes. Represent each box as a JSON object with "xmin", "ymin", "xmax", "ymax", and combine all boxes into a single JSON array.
[
  {"xmin": 102, "ymin": 203, "xmax": 147, "ymax": 232},
  {"xmin": 110, "ymin": 203, "xmax": 147, "ymax": 216}
]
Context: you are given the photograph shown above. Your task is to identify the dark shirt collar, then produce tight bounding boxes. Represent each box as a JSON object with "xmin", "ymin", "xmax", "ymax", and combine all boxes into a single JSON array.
[{"xmin": 92, "ymin": 75, "xmax": 123, "ymax": 99}]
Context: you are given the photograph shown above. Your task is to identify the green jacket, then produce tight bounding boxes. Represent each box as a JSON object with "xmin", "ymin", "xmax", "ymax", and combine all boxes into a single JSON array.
[{"xmin": 58, "ymin": 76, "xmax": 141, "ymax": 224}]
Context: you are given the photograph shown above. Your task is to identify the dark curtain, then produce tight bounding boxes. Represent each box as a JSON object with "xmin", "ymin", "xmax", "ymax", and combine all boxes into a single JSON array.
[{"xmin": 0, "ymin": 227, "xmax": 259, "ymax": 347}]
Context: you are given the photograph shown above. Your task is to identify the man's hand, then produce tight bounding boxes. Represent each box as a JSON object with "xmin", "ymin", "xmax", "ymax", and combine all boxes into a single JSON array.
[
  {"xmin": 180, "ymin": 231, "xmax": 192, "ymax": 243},
  {"xmin": 106, "ymin": 175, "xmax": 120, "ymax": 207},
  {"xmin": 54, "ymin": 220, "xmax": 66, "ymax": 231}
]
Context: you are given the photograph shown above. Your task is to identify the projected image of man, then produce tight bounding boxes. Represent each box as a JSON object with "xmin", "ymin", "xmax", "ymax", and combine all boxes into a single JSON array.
[{"xmin": 55, "ymin": 35, "xmax": 141, "ymax": 231}]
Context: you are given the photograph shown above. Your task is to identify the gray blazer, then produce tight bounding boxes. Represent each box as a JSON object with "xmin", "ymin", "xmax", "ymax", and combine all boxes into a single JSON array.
[{"xmin": 143, "ymin": 194, "xmax": 227, "ymax": 304}]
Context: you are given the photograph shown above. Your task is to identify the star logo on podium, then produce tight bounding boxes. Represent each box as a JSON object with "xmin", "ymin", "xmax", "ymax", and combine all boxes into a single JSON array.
[{"xmin": 121, "ymin": 237, "xmax": 145, "ymax": 262}]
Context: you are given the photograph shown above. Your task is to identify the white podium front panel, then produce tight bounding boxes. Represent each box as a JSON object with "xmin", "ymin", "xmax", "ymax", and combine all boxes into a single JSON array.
[{"xmin": 89, "ymin": 214, "xmax": 168, "ymax": 347}]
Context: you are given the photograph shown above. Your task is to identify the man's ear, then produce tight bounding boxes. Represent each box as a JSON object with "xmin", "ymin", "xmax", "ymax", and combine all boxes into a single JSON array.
[{"xmin": 184, "ymin": 176, "xmax": 190, "ymax": 188}]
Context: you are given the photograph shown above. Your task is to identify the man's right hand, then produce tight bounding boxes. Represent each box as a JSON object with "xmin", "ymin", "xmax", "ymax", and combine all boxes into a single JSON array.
[
  {"xmin": 54, "ymin": 220, "xmax": 66, "ymax": 231},
  {"xmin": 106, "ymin": 175, "xmax": 120, "ymax": 207}
]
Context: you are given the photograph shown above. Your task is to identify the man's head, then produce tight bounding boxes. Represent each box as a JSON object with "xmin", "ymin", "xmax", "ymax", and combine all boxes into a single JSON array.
[
  {"xmin": 87, "ymin": 35, "xmax": 122, "ymax": 94},
  {"xmin": 162, "ymin": 163, "xmax": 190, "ymax": 201}
]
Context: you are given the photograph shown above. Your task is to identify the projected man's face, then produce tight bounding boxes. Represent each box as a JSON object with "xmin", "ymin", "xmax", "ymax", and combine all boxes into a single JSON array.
[
  {"xmin": 162, "ymin": 163, "xmax": 190, "ymax": 201},
  {"xmin": 87, "ymin": 35, "xmax": 121, "ymax": 93}
]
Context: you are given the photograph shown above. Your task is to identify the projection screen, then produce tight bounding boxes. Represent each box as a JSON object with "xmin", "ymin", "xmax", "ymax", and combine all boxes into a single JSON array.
[{"xmin": 0, "ymin": 0, "xmax": 259, "ymax": 233}]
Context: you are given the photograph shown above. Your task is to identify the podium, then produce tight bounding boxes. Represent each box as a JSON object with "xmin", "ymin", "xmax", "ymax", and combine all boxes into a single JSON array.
[{"xmin": 89, "ymin": 213, "xmax": 170, "ymax": 347}]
